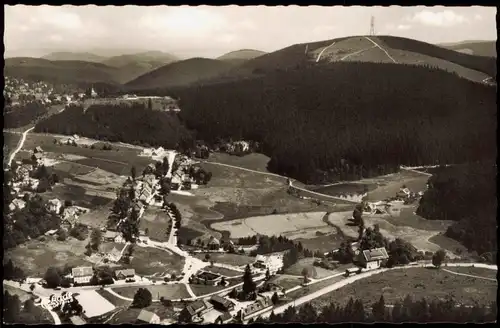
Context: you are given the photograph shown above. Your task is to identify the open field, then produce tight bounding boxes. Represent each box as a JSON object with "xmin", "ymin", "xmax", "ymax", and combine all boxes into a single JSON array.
[
  {"xmin": 103, "ymin": 303, "xmax": 177, "ymax": 324},
  {"xmin": 285, "ymin": 275, "xmax": 345, "ymax": 300},
  {"xmin": 39, "ymin": 183, "xmax": 111, "ymax": 209},
  {"xmin": 206, "ymin": 152, "xmax": 272, "ymax": 173},
  {"xmin": 326, "ymin": 209, "xmax": 453, "ymax": 255},
  {"xmin": 95, "ymin": 289, "xmax": 132, "ymax": 307},
  {"xmin": 123, "ymin": 247, "xmax": 184, "ymax": 276},
  {"xmin": 203, "ymin": 266, "xmax": 243, "ymax": 278},
  {"xmin": 3, "ymin": 131, "xmax": 22, "ymax": 161},
  {"xmin": 189, "ymin": 284, "xmax": 224, "ymax": 296},
  {"xmin": 112, "ymin": 283, "xmax": 191, "ymax": 300},
  {"xmin": 284, "ymin": 258, "xmax": 345, "ymax": 279},
  {"xmin": 362, "ymin": 170, "xmax": 430, "ymax": 202},
  {"xmin": 51, "ymin": 160, "xmax": 96, "ymax": 177},
  {"xmin": 4, "ymin": 236, "xmax": 93, "ymax": 277},
  {"xmin": 311, "ymin": 182, "xmax": 378, "ymax": 197},
  {"xmin": 210, "ymin": 212, "xmax": 336, "ymax": 240},
  {"xmin": 139, "ymin": 208, "xmax": 172, "ymax": 242},
  {"xmin": 21, "ymin": 133, "xmax": 152, "ymax": 175},
  {"xmin": 428, "ymin": 234, "xmax": 474, "ymax": 257},
  {"xmin": 443, "ymin": 266, "xmax": 498, "ymax": 280},
  {"xmin": 307, "ymin": 267, "xmax": 497, "ymax": 310},
  {"xmin": 194, "ymin": 253, "xmax": 255, "ymax": 267},
  {"xmin": 268, "ymin": 275, "xmax": 304, "ymax": 290},
  {"xmin": 3, "ymin": 285, "xmax": 54, "ymax": 324},
  {"xmin": 77, "ymin": 202, "xmax": 113, "ymax": 228}
]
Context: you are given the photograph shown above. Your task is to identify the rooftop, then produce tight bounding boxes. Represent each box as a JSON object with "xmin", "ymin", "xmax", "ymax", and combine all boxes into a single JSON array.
[
  {"xmin": 362, "ymin": 247, "xmax": 389, "ymax": 262},
  {"xmin": 137, "ymin": 309, "xmax": 158, "ymax": 323},
  {"xmin": 72, "ymin": 266, "xmax": 94, "ymax": 278}
]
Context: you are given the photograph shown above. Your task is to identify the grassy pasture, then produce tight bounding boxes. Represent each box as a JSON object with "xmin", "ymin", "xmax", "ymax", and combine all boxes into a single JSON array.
[
  {"xmin": 194, "ymin": 253, "xmax": 255, "ymax": 267},
  {"xmin": 122, "ymin": 247, "xmax": 184, "ymax": 276},
  {"xmin": 4, "ymin": 236, "xmax": 93, "ymax": 277},
  {"xmin": 112, "ymin": 283, "xmax": 191, "ymax": 300},
  {"xmin": 206, "ymin": 152, "xmax": 272, "ymax": 173},
  {"xmin": 307, "ymin": 267, "xmax": 497, "ymax": 310},
  {"xmin": 139, "ymin": 208, "xmax": 172, "ymax": 243}
]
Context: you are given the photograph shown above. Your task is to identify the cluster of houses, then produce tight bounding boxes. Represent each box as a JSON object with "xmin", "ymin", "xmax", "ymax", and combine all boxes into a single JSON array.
[
  {"xmin": 4, "ymin": 76, "xmax": 90, "ymax": 107},
  {"xmin": 8, "ymin": 147, "xmax": 46, "ymax": 197},
  {"xmin": 252, "ymin": 254, "xmax": 284, "ymax": 275}
]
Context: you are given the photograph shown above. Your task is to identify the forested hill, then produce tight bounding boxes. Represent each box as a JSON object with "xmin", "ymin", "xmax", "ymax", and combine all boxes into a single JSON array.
[
  {"xmin": 173, "ymin": 61, "xmax": 496, "ymax": 183},
  {"xmin": 34, "ymin": 103, "xmax": 193, "ymax": 149},
  {"xmin": 417, "ymin": 162, "xmax": 497, "ymax": 260}
]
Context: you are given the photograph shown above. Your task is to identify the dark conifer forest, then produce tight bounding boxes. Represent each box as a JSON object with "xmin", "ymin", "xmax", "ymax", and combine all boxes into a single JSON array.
[
  {"xmin": 417, "ymin": 161, "xmax": 497, "ymax": 260},
  {"xmin": 174, "ymin": 62, "xmax": 496, "ymax": 183}
]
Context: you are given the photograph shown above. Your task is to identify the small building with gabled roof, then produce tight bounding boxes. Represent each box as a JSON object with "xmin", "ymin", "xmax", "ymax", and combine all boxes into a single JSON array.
[{"xmin": 357, "ymin": 247, "xmax": 389, "ymax": 270}]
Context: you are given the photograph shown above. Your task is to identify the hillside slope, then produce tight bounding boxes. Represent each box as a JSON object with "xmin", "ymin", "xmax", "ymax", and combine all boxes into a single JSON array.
[
  {"xmin": 439, "ymin": 40, "xmax": 496, "ymax": 57},
  {"xmin": 124, "ymin": 58, "xmax": 234, "ymax": 90},
  {"xmin": 42, "ymin": 51, "xmax": 107, "ymax": 62},
  {"xmin": 197, "ymin": 36, "xmax": 494, "ymax": 86},
  {"xmin": 173, "ymin": 61, "xmax": 496, "ymax": 184},
  {"xmin": 217, "ymin": 49, "xmax": 267, "ymax": 65},
  {"xmin": 4, "ymin": 57, "xmax": 121, "ymax": 85},
  {"xmin": 102, "ymin": 51, "xmax": 179, "ymax": 83}
]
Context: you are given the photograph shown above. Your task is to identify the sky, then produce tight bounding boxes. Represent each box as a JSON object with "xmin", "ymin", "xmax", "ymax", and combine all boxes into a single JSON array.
[{"xmin": 4, "ymin": 5, "xmax": 497, "ymax": 58}]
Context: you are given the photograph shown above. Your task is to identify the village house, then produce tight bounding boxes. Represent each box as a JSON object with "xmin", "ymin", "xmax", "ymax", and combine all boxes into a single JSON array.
[
  {"xmin": 114, "ymin": 269, "xmax": 136, "ymax": 280},
  {"xmin": 357, "ymin": 247, "xmax": 389, "ymax": 270},
  {"xmin": 137, "ymin": 310, "xmax": 160, "ymax": 324},
  {"xmin": 9, "ymin": 199, "xmax": 26, "ymax": 212},
  {"xmin": 215, "ymin": 312, "xmax": 233, "ymax": 324},
  {"xmin": 193, "ymin": 272, "xmax": 223, "ymax": 286},
  {"xmin": 46, "ymin": 198, "xmax": 62, "ymax": 214},
  {"xmin": 34, "ymin": 146, "xmax": 44, "ymax": 154},
  {"xmin": 45, "ymin": 229, "xmax": 58, "ymax": 236},
  {"xmin": 72, "ymin": 267, "xmax": 94, "ymax": 285},
  {"xmin": 253, "ymin": 254, "xmax": 284, "ymax": 275},
  {"xmin": 104, "ymin": 230, "xmax": 120, "ymax": 242},
  {"xmin": 186, "ymin": 300, "xmax": 214, "ymax": 321},
  {"xmin": 242, "ymin": 297, "xmax": 273, "ymax": 318},
  {"xmin": 31, "ymin": 152, "xmax": 44, "ymax": 166},
  {"xmin": 210, "ymin": 295, "xmax": 235, "ymax": 312},
  {"xmin": 69, "ymin": 316, "xmax": 87, "ymax": 325},
  {"xmin": 207, "ymin": 236, "xmax": 221, "ymax": 250}
]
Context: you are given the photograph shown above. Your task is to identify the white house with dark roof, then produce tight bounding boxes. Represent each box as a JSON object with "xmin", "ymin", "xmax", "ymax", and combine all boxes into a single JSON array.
[
  {"xmin": 357, "ymin": 247, "xmax": 389, "ymax": 270},
  {"xmin": 72, "ymin": 266, "xmax": 94, "ymax": 285}
]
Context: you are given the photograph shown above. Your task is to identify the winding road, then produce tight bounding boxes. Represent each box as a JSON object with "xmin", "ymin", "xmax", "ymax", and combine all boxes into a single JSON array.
[{"xmin": 7, "ymin": 126, "xmax": 34, "ymax": 167}]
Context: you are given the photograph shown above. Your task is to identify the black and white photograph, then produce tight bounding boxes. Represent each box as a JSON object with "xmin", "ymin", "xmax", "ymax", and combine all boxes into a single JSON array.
[{"xmin": 2, "ymin": 4, "xmax": 497, "ymax": 325}]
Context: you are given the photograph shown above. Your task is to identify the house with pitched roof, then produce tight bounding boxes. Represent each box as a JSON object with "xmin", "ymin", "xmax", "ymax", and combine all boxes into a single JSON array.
[
  {"xmin": 186, "ymin": 300, "xmax": 214, "ymax": 321},
  {"xmin": 114, "ymin": 269, "xmax": 135, "ymax": 280},
  {"xmin": 357, "ymin": 247, "xmax": 389, "ymax": 270},
  {"xmin": 137, "ymin": 310, "xmax": 160, "ymax": 324},
  {"xmin": 71, "ymin": 267, "xmax": 94, "ymax": 285},
  {"xmin": 210, "ymin": 295, "xmax": 234, "ymax": 312},
  {"xmin": 242, "ymin": 297, "xmax": 273, "ymax": 318}
]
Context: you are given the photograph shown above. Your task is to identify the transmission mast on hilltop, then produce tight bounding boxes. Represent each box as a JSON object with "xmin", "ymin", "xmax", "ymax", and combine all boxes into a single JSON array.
[{"xmin": 370, "ymin": 16, "xmax": 375, "ymax": 36}]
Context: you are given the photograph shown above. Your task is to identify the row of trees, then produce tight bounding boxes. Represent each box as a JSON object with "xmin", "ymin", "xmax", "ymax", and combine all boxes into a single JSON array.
[
  {"xmin": 171, "ymin": 61, "xmax": 496, "ymax": 184},
  {"xmin": 417, "ymin": 162, "xmax": 497, "ymax": 260},
  {"xmin": 254, "ymin": 294, "xmax": 496, "ymax": 323},
  {"xmin": 35, "ymin": 103, "xmax": 195, "ymax": 151}
]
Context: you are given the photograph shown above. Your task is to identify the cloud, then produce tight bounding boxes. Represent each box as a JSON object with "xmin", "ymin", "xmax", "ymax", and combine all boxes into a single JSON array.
[
  {"xmin": 409, "ymin": 10, "xmax": 469, "ymax": 27},
  {"xmin": 397, "ymin": 24, "xmax": 412, "ymax": 30}
]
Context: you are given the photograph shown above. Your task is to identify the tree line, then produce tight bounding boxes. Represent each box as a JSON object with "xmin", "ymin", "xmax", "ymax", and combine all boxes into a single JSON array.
[
  {"xmin": 3, "ymin": 291, "xmax": 54, "ymax": 324},
  {"xmin": 34, "ymin": 103, "xmax": 195, "ymax": 150},
  {"xmin": 4, "ymin": 101, "xmax": 48, "ymax": 128},
  {"xmin": 251, "ymin": 294, "xmax": 496, "ymax": 323},
  {"xmin": 171, "ymin": 61, "xmax": 496, "ymax": 184},
  {"xmin": 417, "ymin": 162, "xmax": 497, "ymax": 261}
]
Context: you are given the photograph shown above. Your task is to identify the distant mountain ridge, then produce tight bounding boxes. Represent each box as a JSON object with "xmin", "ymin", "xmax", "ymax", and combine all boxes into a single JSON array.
[
  {"xmin": 438, "ymin": 40, "xmax": 496, "ymax": 58},
  {"xmin": 42, "ymin": 51, "xmax": 108, "ymax": 62}
]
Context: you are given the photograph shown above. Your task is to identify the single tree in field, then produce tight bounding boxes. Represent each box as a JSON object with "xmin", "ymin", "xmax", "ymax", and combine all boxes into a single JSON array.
[
  {"xmin": 90, "ymin": 228, "xmax": 102, "ymax": 251},
  {"xmin": 242, "ymin": 264, "xmax": 256, "ymax": 298},
  {"xmin": 220, "ymin": 276, "xmax": 226, "ymax": 286},
  {"xmin": 131, "ymin": 288, "xmax": 152, "ymax": 308},
  {"xmin": 265, "ymin": 268, "xmax": 271, "ymax": 281},
  {"xmin": 271, "ymin": 292, "xmax": 279, "ymax": 305},
  {"xmin": 148, "ymin": 98, "xmax": 153, "ymax": 110},
  {"xmin": 131, "ymin": 166, "xmax": 137, "ymax": 181},
  {"xmin": 301, "ymin": 267, "xmax": 309, "ymax": 284},
  {"xmin": 43, "ymin": 267, "xmax": 62, "ymax": 288},
  {"xmin": 204, "ymin": 253, "xmax": 211, "ymax": 261},
  {"xmin": 432, "ymin": 249, "xmax": 446, "ymax": 268},
  {"xmin": 29, "ymin": 283, "xmax": 35, "ymax": 293}
]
